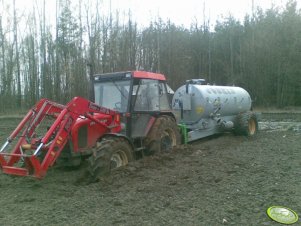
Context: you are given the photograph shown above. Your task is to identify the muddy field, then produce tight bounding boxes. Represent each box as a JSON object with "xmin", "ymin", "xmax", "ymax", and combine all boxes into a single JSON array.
[{"xmin": 0, "ymin": 113, "xmax": 300, "ymax": 225}]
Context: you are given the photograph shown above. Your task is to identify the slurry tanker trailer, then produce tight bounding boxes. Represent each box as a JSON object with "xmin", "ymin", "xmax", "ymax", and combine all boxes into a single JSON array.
[{"xmin": 172, "ymin": 79, "xmax": 258, "ymax": 143}]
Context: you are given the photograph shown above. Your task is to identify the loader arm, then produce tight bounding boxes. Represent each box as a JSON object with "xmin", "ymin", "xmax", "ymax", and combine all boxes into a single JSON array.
[{"xmin": 0, "ymin": 97, "xmax": 121, "ymax": 179}]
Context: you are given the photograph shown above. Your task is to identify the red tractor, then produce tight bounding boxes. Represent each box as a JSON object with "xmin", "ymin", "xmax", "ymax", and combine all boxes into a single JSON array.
[{"xmin": 0, "ymin": 71, "xmax": 180, "ymax": 179}]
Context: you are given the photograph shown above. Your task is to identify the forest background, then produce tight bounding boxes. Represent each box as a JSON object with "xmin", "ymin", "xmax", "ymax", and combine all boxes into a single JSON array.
[{"xmin": 0, "ymin": 0, "xmax": 300, "ymax": 113}]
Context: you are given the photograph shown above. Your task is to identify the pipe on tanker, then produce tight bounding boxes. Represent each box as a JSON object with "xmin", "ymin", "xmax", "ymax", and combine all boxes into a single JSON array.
[
  {"xmin": 180, "ymin": 101, "xmax": 184, "ymax": 120},
  {"xmin": 185, "ymin": 79, "xmax": 206, "ymax": 94},
  {"xmin": 212, "ymin": 116, "xmax": 234, "ymax": 129}
]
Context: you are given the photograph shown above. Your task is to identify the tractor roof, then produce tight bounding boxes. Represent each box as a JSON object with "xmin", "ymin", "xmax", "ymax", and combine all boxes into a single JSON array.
[
  {"xmin": 132, "ymin": 71, "xmax": 166, "ymax": 81},
  {"xmin": 94, "ymin": 71, "xmax": 166, "ymax": 81}
]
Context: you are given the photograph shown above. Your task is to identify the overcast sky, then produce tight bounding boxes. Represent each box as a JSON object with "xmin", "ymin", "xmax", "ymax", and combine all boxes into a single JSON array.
[
  {"xmin": 106, "ymin": 0, "xmax": 294, "ymax": 27},
  {"xmin": 4, "ymin": 0, "xmax": 299, "ymax": 29}
]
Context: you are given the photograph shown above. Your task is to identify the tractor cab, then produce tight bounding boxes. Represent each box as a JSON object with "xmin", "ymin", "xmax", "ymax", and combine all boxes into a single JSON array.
[{"xmin": 92, "ymin": 71, "xmax": 175, "ymax": 142}]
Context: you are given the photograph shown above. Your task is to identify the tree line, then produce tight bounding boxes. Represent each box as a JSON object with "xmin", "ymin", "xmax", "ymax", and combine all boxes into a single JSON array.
[{"xmin": 0, "ymin": 0, "xmax": 300, "ymax": 113}]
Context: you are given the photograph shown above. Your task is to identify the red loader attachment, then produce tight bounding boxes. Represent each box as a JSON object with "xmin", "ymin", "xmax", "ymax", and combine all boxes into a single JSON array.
[{"xmin": 0, "ymin": 97, "xmax": 121, "ymax": 179}]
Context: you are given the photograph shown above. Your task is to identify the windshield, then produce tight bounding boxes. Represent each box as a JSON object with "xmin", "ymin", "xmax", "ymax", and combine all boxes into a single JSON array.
[{"xmin": 94, "ymin": 80, "xmax": 131, "ymax": 112}]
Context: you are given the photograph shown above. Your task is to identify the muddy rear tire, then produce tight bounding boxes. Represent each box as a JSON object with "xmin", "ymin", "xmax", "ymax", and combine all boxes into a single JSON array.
[
  {"xmin": 88, "ymin": 137, "xmax": 133, "ymax": 182},
  {"xmin": 234, "ymin": 111, "xmax": 258, "ymax": 136},
  {"xmin": 145, "ymin": 115, "xmax": 180, "ymax": 155}
]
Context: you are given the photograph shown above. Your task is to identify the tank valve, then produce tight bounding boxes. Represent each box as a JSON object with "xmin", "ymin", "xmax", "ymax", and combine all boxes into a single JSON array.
[{"xmin": 221, "ymin": 121, "xmax": 234, "ymax": 129}]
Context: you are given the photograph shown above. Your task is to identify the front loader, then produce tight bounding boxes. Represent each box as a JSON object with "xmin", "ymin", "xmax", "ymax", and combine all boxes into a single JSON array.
[{"xmin": 0, "ymin": 97, "xmax": 132, "ymax": 179}]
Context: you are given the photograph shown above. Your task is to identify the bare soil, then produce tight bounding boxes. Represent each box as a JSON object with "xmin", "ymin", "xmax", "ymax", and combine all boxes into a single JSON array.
[{"xmin": 0, "ymin": 113, "xmax": 300, "ymax": 226}]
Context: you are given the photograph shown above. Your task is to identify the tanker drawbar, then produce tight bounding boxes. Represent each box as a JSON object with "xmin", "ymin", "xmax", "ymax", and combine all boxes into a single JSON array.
[{"xmin": 172, "ymin": 79, "xmax": 259, "ymax": 142}]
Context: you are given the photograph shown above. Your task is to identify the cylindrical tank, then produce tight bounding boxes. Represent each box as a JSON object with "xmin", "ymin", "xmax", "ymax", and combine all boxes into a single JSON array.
[{"xmin": 172, "ymin": 82, "xmax": 252, "ymax": 123}]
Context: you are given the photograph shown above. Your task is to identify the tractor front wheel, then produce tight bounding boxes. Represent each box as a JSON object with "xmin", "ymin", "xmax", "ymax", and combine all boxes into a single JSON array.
[{"xmin": 88, "ymin": 137, "xmax": 133, "ymax": 182}]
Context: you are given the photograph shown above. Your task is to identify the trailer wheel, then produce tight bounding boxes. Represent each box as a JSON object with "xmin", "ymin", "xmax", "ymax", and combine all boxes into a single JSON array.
[
  {"xmin": 88, "ymin": 137, "xmax": 133, "ymax": 181},
  {"xmin": 145, "ymin": 116, "xmax": 180, "ymax": 154},
  {"xmin": 234, "ymin": 111, "xmax": 258, "ymax": 136}
]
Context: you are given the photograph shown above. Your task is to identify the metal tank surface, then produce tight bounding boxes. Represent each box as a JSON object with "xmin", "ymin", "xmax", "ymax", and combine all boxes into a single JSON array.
[{"xmin": 172, "ymin": 79, "xmax": 254, "ymax": 142}]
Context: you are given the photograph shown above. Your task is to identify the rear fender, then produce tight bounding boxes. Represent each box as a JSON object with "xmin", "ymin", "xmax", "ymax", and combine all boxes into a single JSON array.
[
  {"xmin": 131, "ymin": 111, "xmax": 176, "ymax": 138},
  {"xmin": 159, "ymin": 112, "xmax": 177, "ymax": 122},
  {"xmin": 147, "ymin": 112, "xmax": 177, "ymax": 129}
]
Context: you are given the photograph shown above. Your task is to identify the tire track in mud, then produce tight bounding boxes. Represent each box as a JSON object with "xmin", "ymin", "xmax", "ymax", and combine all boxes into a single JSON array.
[{"xmin": 259, "ymin": 112, "xmax": 301, "ymax": 133}]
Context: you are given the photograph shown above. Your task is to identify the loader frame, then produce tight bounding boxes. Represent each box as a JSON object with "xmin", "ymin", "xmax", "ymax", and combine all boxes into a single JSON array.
[{"xmin": 0, "ymin": 97, "xmax": 121, "ymax": 178}]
